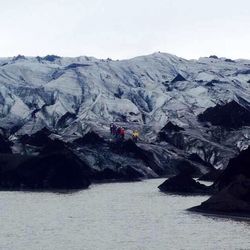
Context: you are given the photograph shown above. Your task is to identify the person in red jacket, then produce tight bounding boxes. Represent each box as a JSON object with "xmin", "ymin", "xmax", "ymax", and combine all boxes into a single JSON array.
[{"xmin": 120, "ymin": 127, "xmax": 125, "ymax": 140}]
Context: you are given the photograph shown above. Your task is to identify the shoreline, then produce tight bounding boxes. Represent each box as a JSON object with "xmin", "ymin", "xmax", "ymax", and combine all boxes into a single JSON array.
[{"xmin": 188, "ymin": 206, "xmax": 250, "ymax": 221}]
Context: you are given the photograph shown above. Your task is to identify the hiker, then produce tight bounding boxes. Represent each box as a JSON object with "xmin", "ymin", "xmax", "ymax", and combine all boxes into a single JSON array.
[
  {"xmin": 132, "ymin": 130, "xmax": 139, "ymax": 143},
  {"xmin": 113, "ymin": 124, "xmax": 118, "ymax": 135},
  {"xmin": 110, "ymin": 123, "xmax": 114, "ymax": 135},
  {"xmin": 116, "ymin": 127, "xmax": 121, "ymax": 138},
  {"xmin": 120, "ymin": 127, "xmax": 125, "ymax": 140}
]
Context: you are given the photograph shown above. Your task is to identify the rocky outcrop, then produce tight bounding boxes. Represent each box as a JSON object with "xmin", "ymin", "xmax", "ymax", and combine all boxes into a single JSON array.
[
  {"xmin": 42, "ymin": 55, "xmax": 61, "ymax": 62},
  {"xmin": 158, "ymin": 173, "xmax": 211, "ymax": 194},
  {"xmin": 198, "ymin": 101, "xmax": 250, "ymax": 129},
  {"xmin": 209, "ymin": 55, "xmax": 219, "ymax": 59},
  {"xmin": 190, "ymin": 147, "xmax": 250, "ymax": 216},
  {"xmin": 8, "ymin": 133, "xmax": 152, "ymax": 186},
  {"xmin": 0, "ymin": 135, "xmax": 12, "ymax": 153},
  {"xmin": 119, "ymin": 165, "xmax": 144, "ymax": 180},
  {"xmin": 40, "ymin": 138, "xmax": 67, "ymax": 155},
  {"xmin": 0, "ymin": 150, "xmax": 91, "ymax": 190},
  {"xmin": 110, "ymin": 139, "xmax": 164, "ymax": 175},
  {"xmin": 73, "ymin": 131, "xmax": 105, "ymax": 146},
  {"xmin": 188, "ymin": 153, "xmax": 214, "ymax": 170},
  {"xmin": 198, "ymin": 169, "xmax": 222, "ymax": 182},
  {"xmin": 160, "ymin": 121, "xmax": 185, "ymax": 133},
  {"xmin": 92, "ymin": 165, "xmax": 144, "ymax": 182},
  {"xmin": 213, "ymin": 147, "xmax": 250, "ymax": 190},
  {"xmin": 157, "ymin": 123, "xmax": 185, "ymax": 150},
  {"xmin": 173, "ymin": 159, "xmax": 204, "ymax": 177},
  {"xmin": 0, "ymin": 131, "xmax": 92, "ymax": 190},
  {"xmin": 171, "ymin": 74, "xmax": 186, "ymax": 83},
  {"xmin": 20, "ymin": 127, "xmax": 52, "ymax": 147},
  {"xmin": 190, "ymin": 176, "xmax": 250, "ymax": 216}
]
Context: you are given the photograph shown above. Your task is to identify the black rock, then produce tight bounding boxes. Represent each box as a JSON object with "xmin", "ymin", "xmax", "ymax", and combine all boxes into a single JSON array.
[
  {"xmin": 43, "ymin": 55, "xmax": 61, "ymax": 62},
  {"xmin": 65, "ymin": 63, "xmax": 90, "ymax": 69},
  {"xmin": 92, "ymin": 165, "xmax": 143, "ymax": 182},
  {"xmin": 40, "ymin": 138, "xmax": 67, "ymax": 155},
  {"xmin": 190, "ymin": 176, "xmax": 250, "ymax": 216},
  {"xmin": 209, "ymin": 55, "xmax": 219, "ymax": 59},
  {"xmin": 198, "ymin": 101, "xmax": 250, "ymax": 129},
  {"xmin": 236, "ymin": 69, "xmax": 250, "ymax": 75},
  {"xmin": 205, "ymin": 79, "xmax": 223, "ymax": 86},
  {"xmin": 111, "ymin": 139, "xmax": 164, "ymax": 175},
  {"xmin": 56, "ymin": 112, "xmax": 76, "ymax": 128},
  {"xmin": 213, "ymin": 146, "xmax": 250, "ymax": 191},
  {"xmin": 188, "ymin": 153, "xmax": 214, "ymax": 170},
  {"xmin": 160, "ymin": 121, "xmax": 185, "ymax": 133},
  {"xmin": 224, "ymin": 58, "xmax": 235, "ymax": 63},
  {"xmin": 205, "ymin": 82, "xmax": 215, "ymax": 87},
  {"xmin": 190, "ymin": 147, "xmax": 250, "ymax": 216},
  {"xmin": 171, "ymin": 74, "xmax": 186, "ymax": 83},
  {"xmin": 0, "ymin": 135, "xmax": 12, "ymax": 154},
  {"xmin": 0, "ymin": 151, "xmax": 91, "ymax": 190},
  {"xmin": 13, "ymin": 55, "xmax": 26, "ymax": 61},
  {"xmin": 157, "ymin": 125, "xmax": 185, "ymax": 149},
  {"xmin": 198, "ymin": 169, "xmax": 222, "ymax": 182},
  {"xmin": 158, "ymin": 173, "xmax": 210, "ymax": 194},
  {"xmin": 20, "ymin": 127, "xmax": 52, "ymax": 147},
  {"xmin": 119, "ymin": 165, "xmax": 144, "ymax": 180},
  {"xmin": 73, "ymin": 131, "xmax": 105, "ymax": 146},
  {"xmin": 92, "ymin": 168, "xmax": 124, "ymax": 181},
  {"xmin": 174, "ymin": 159, "xmax": 203, "ymax": 177}
]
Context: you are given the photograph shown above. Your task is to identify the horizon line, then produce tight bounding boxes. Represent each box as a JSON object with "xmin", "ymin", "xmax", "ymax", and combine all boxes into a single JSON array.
[{"xmin": 0, "ymin": 51, "xmax": 249, "ymax": 62}]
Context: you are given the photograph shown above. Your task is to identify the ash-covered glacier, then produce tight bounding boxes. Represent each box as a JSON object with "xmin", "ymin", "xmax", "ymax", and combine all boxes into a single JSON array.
[{"xmin": 1, "ymin": 52, "xmax": 250, "ymax": 182}]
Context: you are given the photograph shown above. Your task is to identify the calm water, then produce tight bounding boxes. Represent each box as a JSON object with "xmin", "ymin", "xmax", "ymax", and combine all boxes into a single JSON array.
[{"xmin": 0, "ymin": 179, "xmax": 250, "ymax": 250}]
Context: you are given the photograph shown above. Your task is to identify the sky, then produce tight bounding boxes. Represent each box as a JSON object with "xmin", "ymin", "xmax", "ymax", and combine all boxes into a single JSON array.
[{"xmin": 1, "ymin": 0, "xmax": 250, "ymax": 60}]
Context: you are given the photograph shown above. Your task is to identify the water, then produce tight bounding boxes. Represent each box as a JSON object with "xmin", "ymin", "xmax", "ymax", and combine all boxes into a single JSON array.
[{"xmin": 0, "ymin": 179, "xmax": 250, "ymax": 250}]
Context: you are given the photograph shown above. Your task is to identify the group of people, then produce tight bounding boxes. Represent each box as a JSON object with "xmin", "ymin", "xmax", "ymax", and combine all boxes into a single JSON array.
[
  {"xmin": 110, "ymin": 123, "xmax": 139, "ymax": 143},
  {"xmin": 110, "ymin": 123, "xmax": 125, "ymax": 140}
]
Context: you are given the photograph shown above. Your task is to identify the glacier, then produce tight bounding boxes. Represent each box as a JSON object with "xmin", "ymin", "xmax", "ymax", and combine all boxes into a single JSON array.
[{"xmin": 0, "ymin": 52, "xmax": 250, "ymax": 177}]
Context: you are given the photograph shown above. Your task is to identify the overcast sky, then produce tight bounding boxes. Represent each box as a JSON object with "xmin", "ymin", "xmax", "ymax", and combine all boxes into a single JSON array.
[{"xmin": 1, "ymin": 0, "xmax": 250, "ymax": 59}]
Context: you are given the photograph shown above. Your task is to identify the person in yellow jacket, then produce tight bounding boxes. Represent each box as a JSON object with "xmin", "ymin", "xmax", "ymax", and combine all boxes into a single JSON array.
[{"xmin": 132, "ymin": 130, "xmax": 139, "ymax": 143}]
